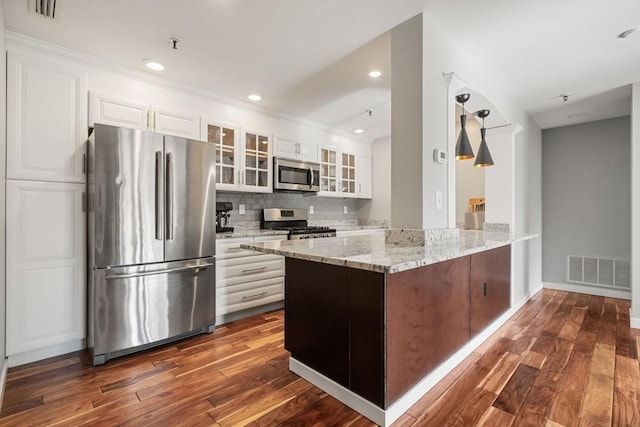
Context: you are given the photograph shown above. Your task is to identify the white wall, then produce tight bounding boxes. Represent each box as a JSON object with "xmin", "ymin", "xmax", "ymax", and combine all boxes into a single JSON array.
[
  {"xmin": 542, "ymin": 117, "xmax": 631, "ymax": 284},
  {"xmin": 484, "ymin": 129, "xmax": 513, "ymax": 225},
  {"xmin": 358, "ymin": 137, "xmax": 391, "ymax": 222},
  {"xmin": 631, "ymin": 83, "xmax": 640, "ymax": 326},
  {"xmin": 390, "ymin": 14, "xmax": 424, "ymax": 228},
  {"xmin": 0, "ymin": 0, "xmax": 8, "ymax": 398}
]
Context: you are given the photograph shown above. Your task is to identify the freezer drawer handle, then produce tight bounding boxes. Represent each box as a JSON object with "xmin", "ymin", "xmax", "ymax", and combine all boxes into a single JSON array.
[
  {"xmin": 104, "ymin": 262, "xmax": 214, "ymax": 280},
  {"xmin": 241, "ymin": 266, "xmax": 269, "ymax": 274},
  {"xmin": 242, "ymin": 291, "xmax": 268, "ymax": 301},
  {"xmin": 155, "ymin": 151, "xmax": 163, "ymax": 240},
  {"xmin": 166, "ymin": 152, "xmax": 174, "ymax": 240}
]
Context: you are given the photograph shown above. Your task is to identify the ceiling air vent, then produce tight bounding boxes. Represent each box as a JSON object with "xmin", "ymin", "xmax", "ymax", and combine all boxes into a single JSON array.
[{"xmin": 30, "ymin": 0, "xmax": 57, "ymax": 19}]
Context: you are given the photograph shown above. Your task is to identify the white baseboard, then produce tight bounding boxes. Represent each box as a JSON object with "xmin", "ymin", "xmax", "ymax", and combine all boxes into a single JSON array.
[
  {"xmin": 290, "ymin": 292, "xmax": 534, "ymax": 427},
  {"xmin": 543, "ymin": 282, "xmax": 631, "ymax": 300},
  {"xmin": 7, "ymin": 339, "xmax": 85, "ymax": 368},
  {"xmin": 630, "ymin": 310, "xmax": 640, "ymax": 330},
  {"xmin": 0, "ymin": 357, "xmax": 8, "ymax": 411}
]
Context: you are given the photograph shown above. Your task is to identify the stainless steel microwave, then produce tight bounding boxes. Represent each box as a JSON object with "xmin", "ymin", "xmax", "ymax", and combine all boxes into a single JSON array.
[{"xmin": 273, "ymin": 157, "xmax": 320, "ymax": 192}]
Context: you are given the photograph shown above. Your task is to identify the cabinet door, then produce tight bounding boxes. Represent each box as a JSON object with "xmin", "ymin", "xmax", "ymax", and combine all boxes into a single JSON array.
[
  {"xmin": 241, "ymin": 130, "xmax": 272, "ymax": 193},
  {"xmin": 340, "ymin": 152, "xmax": 356, "ymax": 197},
  {"xmin": 153, "ymin": 108, "xmax": 200, "ymax": 139},
  {"xmin": 7, "ymin": 52, "xmax": 88, "ymax": 183},
  {"xmin": 89, "ymin": 92, "xmax": 149, "ymax": 131},
  {"xmin": 470, "ymin": 245, "xmax": 511, "ymax": 336},
  {"xmin": 318, "ymin": 147, "xmax": 338, "ymax": 196},
  {"xmin": 297, "ymin": 141, "xmax": 318, "ymax": 162},
  {"xmin": 6, "ymin": 180, "xmax": 86, "ymax": 356},
  {"xmin": 203, "ymin": 120, "xmax": 240, "ymax": 191},
  {"xmin": 356, "ymin": 153, "xmax": 372, "ymax": 199},
  {"xmin": 275, "ymin": 138, "xmax": 298, "ymax": 159}
]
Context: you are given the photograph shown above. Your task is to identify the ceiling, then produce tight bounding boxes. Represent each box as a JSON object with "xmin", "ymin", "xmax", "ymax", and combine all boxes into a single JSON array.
[{"xmin": 2, "ymin": 0, "xmax": 639, "ymax": 138}]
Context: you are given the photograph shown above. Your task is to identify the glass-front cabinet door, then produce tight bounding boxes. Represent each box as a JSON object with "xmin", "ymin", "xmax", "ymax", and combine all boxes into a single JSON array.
[
  {"xmin": 242, "ymin": 130, "xmax": 271, "ymax": 192},
  {"xmin": 204, "ymin": 121, "xmax": 238, "ymax": 191},
  {"xmin": 341, "ymin": 152, "xmax": 356, "ymax": 195},
  {"xmin": 320, "ymin": 148, "xmax": 337, "ymax": 193}
]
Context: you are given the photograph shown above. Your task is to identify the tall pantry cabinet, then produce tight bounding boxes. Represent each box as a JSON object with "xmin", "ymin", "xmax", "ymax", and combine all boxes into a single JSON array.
[{"xmin": 5, "ymin": 49, "xmax": 88, "ymax": 365}]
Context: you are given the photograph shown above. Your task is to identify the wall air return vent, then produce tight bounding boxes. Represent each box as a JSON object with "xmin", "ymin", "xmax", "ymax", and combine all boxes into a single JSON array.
[
  {"xmin": 30, "ymin": 0, "xmax": 57, "ymax": 19},
  {"xmin": 567, "ymin": 255, "xmax": 630, "ymax": 290}
]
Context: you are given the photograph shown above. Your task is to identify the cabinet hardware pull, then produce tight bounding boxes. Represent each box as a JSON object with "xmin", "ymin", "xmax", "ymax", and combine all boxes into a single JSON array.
[
  {"xmin": 482, "ymin": 282, "xmax": 487, "ymax": 296},
  {"xmin": 82, "ymin": 154, "xmax": 86, "ymax": 174},
  {"xmin": 242, "ymin": 291, "xmax": 268, "ymax": 301},
  {"xmin": 82, "ymin": 192, "xmax": 86, "ymax": 212},
  {"xmin": 146, "ymin": 110, "xmax": 150, "ymax": 129},
  {"xmin": 227, "ymin": 247, "xmax": 246, "ymax": 252},
  {"xmin": 242, "ymin": 266, "xmax": 268, "ymax": 274},
  {"xmin": 153, "ymin": 111, "xmax": 157, "ymax": 130}
]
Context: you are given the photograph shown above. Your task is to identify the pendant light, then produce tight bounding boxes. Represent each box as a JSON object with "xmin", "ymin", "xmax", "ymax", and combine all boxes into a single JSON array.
[
  {"xmin": 474, "ymin": 109, "xmax": 494, "ymax": 167},
  {"xmin": 455, "ymin": 93, "xmax": 474, "ymax": 160}
]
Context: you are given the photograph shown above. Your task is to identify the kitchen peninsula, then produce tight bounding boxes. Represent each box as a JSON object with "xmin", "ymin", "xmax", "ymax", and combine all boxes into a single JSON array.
[{"xmin": 243, "ymin": 229, "xmax": 535, "ymax": 426}]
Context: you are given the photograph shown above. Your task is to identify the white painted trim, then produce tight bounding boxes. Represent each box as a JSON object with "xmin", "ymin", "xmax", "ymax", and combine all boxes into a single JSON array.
[
  {"xmin": 290, "ymin": 292, "xmax": 534, "ymax": 427},
  {"xmin": 7, "ymin": 339, "xmax": 85, "ymax": 368},
  {"xmin": 543, "ymin": 281, "xmax": 631, "ymax": 300},
  {"xmin": 290, "ymin": 358, "xmax": 386, "ymax": 425},
  {"xmin": 630, "ymin": 309, "xmax": 640, "ymax": 330},
  {"xmin": 6, "ymin": 31, "xmax": 373, "ymax": 145},
  {"xmin": 443, "ymin": 72, "xmax": 468, "ymax": 229},
  {"xmin": 0, "ymin": 358, "xmax": 8, "ymax": 410},
  {"xmin": 631, "ymin": 82, "xmax": 640, "ymax": 321}
]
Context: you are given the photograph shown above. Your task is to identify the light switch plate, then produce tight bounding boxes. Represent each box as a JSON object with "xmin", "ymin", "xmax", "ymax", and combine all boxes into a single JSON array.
[
  {"xmin": 344, "ymin": 206, "xmax": 348, "ymax": 214},
  {"xmin": 309, "ymin": 205, "xmax": 314, "ymax": 214},
  {"xmin": 436, "ymin": 191, "xmax": 443, "ymax": 210},
  {"xmin": 239, "ymin": 204, "xmax": 245, "ymax": 215}
]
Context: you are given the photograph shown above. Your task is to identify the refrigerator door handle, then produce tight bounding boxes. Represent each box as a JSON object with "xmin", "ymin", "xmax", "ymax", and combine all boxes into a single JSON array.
[
  {"xmin": 104, "ymin": 262, "xmax": 214, "ymax": 280},
  {"xmin": 166, "ymin": 152, "xmax": 174, "ymax": 240},
  {"xmin": 155, "ymin": 151, "xmax": 163, "ymax": 240}
]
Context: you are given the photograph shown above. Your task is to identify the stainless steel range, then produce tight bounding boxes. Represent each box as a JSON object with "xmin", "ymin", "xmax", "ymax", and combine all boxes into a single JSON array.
[{"xmin": 261, "ymin": 208, "xmax": 336, "ymax": 240}]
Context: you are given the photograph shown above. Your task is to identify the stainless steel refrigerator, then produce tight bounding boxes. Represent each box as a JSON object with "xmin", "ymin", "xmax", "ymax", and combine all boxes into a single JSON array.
[{"xmin": 87, "ymin": 124, "xmax": 216, "ymax": 365}]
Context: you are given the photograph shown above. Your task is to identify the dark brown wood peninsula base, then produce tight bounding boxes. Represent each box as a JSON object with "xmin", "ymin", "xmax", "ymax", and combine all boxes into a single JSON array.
[{"xmin": 284, "ymin": 245, "xmax": 511, "ymax": 417}]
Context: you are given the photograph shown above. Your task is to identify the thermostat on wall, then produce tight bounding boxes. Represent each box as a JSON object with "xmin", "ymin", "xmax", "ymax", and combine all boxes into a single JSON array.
[{"xmin": 433, "ymin": 149, "xmax": 447, "ymax": 164}]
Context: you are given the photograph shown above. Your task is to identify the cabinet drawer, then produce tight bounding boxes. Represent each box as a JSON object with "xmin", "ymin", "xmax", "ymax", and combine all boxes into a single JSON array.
[
  {"xmin": 217, "ymin": 278, "xmax": 284, "ymax": 315},
  {"xmin": 216, "ymin": 238, "xmax": 254, "ymax": 260},
  {"xmin": 217, "ymin": 258, "xmax": 284, "ymax": 285},
  {"xmin": 218, "ymin": 253, "xmax": 283, "ymax": 268}
]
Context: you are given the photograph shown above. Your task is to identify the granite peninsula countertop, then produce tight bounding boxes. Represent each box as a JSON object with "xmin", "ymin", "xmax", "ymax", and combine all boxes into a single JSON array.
[{"xmin": 241, "ymin": 230, "xmax": 537, "ymax": 273}]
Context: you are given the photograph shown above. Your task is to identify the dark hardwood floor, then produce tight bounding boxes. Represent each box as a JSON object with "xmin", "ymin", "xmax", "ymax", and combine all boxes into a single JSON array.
[{"xmin": 1, "ymin": 289, "xmax": 638, "ymax": 426}]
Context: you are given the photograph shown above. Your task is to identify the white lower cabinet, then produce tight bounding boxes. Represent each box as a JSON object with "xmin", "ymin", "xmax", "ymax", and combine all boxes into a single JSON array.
[
  {"xmin": 6, "ymin": 180, "xmax": 86, "ymax": 364},
  {"xmin": 216, "ymin": 235, "xmax": 286, "ymax": 322}
]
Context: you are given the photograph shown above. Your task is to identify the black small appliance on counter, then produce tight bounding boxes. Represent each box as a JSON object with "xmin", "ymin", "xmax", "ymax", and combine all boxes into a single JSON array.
[{"xmin": 216, "ymin": 202, "xmax": 234, "ymax": 233}]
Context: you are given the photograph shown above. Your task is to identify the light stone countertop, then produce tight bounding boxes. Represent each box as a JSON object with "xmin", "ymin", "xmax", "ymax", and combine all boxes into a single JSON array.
[{"xmin": 241, "ymin": 230, "xmax": 537, "ymax": 273}]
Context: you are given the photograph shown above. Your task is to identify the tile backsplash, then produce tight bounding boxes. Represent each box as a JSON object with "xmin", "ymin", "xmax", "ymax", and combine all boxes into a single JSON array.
[{"xmin": 217, "ymin": 192, "xmax": 359, "ymax": 225}]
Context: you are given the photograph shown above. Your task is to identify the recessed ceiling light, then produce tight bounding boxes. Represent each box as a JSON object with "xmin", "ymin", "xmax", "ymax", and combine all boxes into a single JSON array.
[
  {"xmin": 617, "ymin": 27, "xmax": 639, "ymax": 38},
  {"xmin": 353, "ymin": 129, "xmax": 364, "ymax": 134},
  {"xmin": 248, "ymin": 94, "xmax": 262, "ymax": 101},
  {"xmin": 368, "ymin": 70, "xmax": 382, "ymax": 78},
  {"xmin": 144, "ymin": 60, "xmax": 165, "ymax": 71}
]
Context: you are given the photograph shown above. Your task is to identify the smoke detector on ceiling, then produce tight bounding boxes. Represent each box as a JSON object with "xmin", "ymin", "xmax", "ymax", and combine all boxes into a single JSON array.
[{"xmin": 29, "ymin": 0, "xmax": 57, "ymax": 19}]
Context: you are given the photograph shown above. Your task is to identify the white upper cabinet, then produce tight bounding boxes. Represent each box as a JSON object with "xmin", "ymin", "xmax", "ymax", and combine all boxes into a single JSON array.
[
  {"xmin": 276, "ymin": 138, "xmax": 317, "ymax": 162},
  {"xmin": 7, "ymin": 51, "xmax": 88, "ymax": 183},
  {"xmin": 241, "ymin": 129, "xmax": 272, "ymax": 193},
  {"xmin": 318, "ymin": 144, "xmax": 372, "ymax": 199},
  {"xmin": 356, "ymin": 153, "xmax": 372, "ymax": 199},
  {"xmin": 201, "ymin": 120, "xmax": 273, "ymax": 193},
  {"xmin": 201, "ymin": 119, "xmax": 240, "ymax": 192},
  {"xmin": 89, "ymin": 92, "xmax": 200, "ymax": 139}
]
